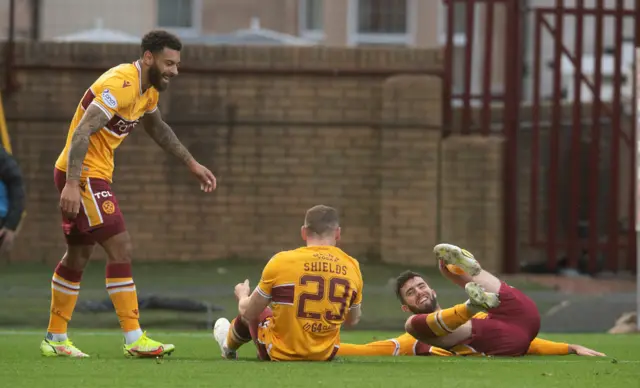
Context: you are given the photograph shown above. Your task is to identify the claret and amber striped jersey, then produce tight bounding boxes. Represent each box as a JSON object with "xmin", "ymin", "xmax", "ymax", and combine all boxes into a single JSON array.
[
  {"xmin": 55, "ymin": 61, "xmax": 159, "ymax": 182},
  {"xmin": 256, "ymin": 245, "xmax": 364, "ymax": 361}
]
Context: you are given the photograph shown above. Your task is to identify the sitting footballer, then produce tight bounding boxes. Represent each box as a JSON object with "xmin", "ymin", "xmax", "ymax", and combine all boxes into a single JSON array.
[
  {"xmin": 212, "ymin": 205, "xmax": 364, "ymax": 361},
  {"xmin": 337, "ymin": 243, "xmax": 605, "ymax": 358}
]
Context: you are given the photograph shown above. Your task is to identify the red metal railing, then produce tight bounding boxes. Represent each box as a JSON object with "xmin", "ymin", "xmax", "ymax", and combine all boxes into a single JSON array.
[
  {"xmin": 588, "ymin": 0, "xmax": 605, "ymax": 274},
  {"xmin": 442, "ymin": 0, "xmax": 522, "ymax": 273},
  {"xmin": 443, "ymin": 0, "xmax": 518, "ymax": 136},
  {"xmin": 444, "ymin": 0, "xmax": 636, "ymax": 274},
  {"xmin": 634, "ymin": 2, "xmax": 639, "ymax": 274},
  {"xmin": 529, "ymin": 1, "xmax": 636, "ymax": 274}
]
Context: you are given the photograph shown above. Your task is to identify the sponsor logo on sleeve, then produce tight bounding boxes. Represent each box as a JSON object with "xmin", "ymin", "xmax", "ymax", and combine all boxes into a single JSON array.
[{"xmin": 101, "ymin": 89, "xmax": 118, "ymax": 109}]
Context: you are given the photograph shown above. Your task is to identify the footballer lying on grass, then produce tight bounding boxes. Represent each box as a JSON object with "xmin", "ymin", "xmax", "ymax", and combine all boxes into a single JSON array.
[{"xmin": 337, "ymin": 244, "xmax": 605, "ymax": 358}]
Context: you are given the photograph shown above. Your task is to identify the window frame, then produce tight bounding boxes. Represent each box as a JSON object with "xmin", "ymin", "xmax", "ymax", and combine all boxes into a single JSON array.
[
  {"xmin": 347, "ymin": 0, "xmax": 416, "ymax": 46},
  {"xmin": 156, "ymin": 0, "xmax": 202, "ymax": 38},
  {"xmin": 298, "ymin": 0, "xmax": 325, "ymax": 42}
]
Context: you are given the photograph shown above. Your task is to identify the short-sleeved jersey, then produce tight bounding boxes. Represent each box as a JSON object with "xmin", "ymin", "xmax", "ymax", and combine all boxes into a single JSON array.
[
  {"xmin": 55, "ymin": 61, "xmax": 159, "ymax": 182},
  {"xmin": 256, "ymin": 245, "xmax": 364, "ymax": 361}
]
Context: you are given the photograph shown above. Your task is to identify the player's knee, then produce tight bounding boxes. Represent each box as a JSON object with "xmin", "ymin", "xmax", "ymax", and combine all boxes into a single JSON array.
[
  {"xmin": 405, "ymin": 315, "xmax": 418, "ymax": 336},
  {"xmin": 405, "ymin": 314, "xmax": 439, "ymax": 340},
  {"xmin": 102, "ymin": 231, "xmax": 133, "ymax": 263},
  {"xmin": 61, "ymin": 245, "xmax": 95, "ymax": 271},
  {"xmin": 113, "ymin": 241, "xmax": 133, "ymax": 263}
]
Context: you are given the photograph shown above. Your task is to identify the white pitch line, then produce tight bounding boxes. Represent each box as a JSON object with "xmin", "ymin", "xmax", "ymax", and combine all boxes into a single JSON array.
[{"xmin": 0, "ymin": 330, "xmax": 213, "ymax": 338}]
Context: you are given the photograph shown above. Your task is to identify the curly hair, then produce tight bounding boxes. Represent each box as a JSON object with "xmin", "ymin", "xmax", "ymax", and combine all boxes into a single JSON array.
[{"xmin": 141, "ymin": 30, "xmax": 182, "ymax": 55}]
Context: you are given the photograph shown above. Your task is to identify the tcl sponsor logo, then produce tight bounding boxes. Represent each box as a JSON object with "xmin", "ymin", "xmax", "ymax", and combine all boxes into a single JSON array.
[{"xmin": 94, "ymin": 191, "xmax": 113, "ymax": 199}]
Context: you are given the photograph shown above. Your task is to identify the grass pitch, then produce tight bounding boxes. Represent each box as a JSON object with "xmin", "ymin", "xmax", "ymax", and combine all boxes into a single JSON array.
[
  {"xmin": 1, "ymin": 330, "xmax": 638, "ymax": 388},
  {"xmin": 2, "ymin": 261, "xmax": 637, "ymax": 386},
  {"xmin": 0, "ymin": 260, "xmax": 552, "ymax": 331}
]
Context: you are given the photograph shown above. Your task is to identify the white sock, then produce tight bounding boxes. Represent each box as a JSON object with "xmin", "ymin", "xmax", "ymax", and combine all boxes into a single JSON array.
[
  {"xmin": 46, "ymin": 332, "xmax": 68, "ymax": 342},
  {"xmin": 124, "ymin": 329, "xmax": 143, "ymax": 345}
]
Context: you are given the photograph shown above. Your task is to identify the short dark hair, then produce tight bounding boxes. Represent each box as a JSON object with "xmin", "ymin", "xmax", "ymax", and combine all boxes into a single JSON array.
[
  {"xmin": 304, "ymin": 205, "xmax": 340, "ymax": 237},
  {"xmin": 395, "ymin": 270, "xmax": 424, "ymax": 303},
  {"xmin": 141, "ymin": 30, "xmax": 182, "ymax": 55}
]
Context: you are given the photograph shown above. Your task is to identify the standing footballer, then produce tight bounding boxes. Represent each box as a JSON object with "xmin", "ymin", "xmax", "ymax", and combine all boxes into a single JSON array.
[{"xmin": 41, "ymin": 30, "xmax": 216, "ymax": 358}]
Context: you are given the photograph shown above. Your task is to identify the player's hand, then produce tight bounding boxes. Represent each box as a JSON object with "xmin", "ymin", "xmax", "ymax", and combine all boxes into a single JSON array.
[
  {"xmin": 234, "ymin": 279, "xmax": 251, "ymax": 300},
  {"xmin": 188, "ymin": 161, "xmax": 217, "ymax": 193},
  {"xmin": 0, "ymin": 227, "xmax": 16, "ymax": 255},
  {"xmin": 569, "ymin": 344, "xmax": 606, "ymax": 357},
  {"xmin": 60, "ymin": 181, "xmax": 82, "ymax": 219}
]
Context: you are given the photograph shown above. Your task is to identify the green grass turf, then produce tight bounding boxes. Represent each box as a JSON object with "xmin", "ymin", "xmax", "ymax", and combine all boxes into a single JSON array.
[
  {"xmin": 0, "ymin": 330, "xmax": 638, "ymax": 388},
  {"xmin": 0, "ymin": 260, "xmax": 553, "ymax": 330}
]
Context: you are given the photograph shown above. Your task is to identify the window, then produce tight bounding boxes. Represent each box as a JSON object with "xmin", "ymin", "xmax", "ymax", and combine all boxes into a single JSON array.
[
  {"xmin": 157, "ymin": 0, "xmax": 201, "ymax": 36},
  {"xmin": 357, "ymin": 0, "xmax": 407, "ymax": 34},
  {"xmin": 439, "ymin": 1, "xmax": 472, "ymax": 46},
  {"xmin": 299, "ymin": 0, "xmax": 324, "ymax": 41},
  {"xmin": 348, "ymin": 0, "xmax": 414, "ymax": 46}
]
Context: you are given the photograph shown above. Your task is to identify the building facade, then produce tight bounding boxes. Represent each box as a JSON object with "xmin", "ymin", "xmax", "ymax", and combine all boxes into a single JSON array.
[
  {"xmin": 0, "ymin": 0, "xmax": 636, "ymax": 101},
  {"xmin": 0, "ymin": 0, "xmax": 462, "ymax": 46}
]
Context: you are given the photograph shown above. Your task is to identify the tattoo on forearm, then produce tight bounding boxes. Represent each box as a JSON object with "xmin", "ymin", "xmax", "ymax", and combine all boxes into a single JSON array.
[
  {"xmin": 148, "ymin": 120, "xmax": 194, "ymax": 164},
  {"xmin": 67, "ymin": 106, "xmax": 109, "ymax": 181}
]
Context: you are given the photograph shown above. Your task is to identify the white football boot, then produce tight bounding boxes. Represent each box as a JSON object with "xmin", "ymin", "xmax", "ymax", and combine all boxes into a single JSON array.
[{"xmin": 213, "ymin": 318, "xmax": 238, "ymax": 360}]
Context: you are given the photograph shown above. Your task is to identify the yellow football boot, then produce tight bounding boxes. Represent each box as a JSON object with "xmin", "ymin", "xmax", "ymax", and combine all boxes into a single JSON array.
[
  {"xmin": 123, "ymin": 331, "xmax": 175, "ymax": 358},
  {"xmin": 40, "ymin": 338, "xmax": 89, "ymax": 358}
]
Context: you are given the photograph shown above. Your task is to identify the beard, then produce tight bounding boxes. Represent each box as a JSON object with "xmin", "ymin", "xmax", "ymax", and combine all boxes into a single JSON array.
[
  {"xmin": 409, "ymin": 296, "xmax": 439, "ymax": 314},
  {"xmin": 148, "ymin": 64, "xmax": 168, "ymax": 91}
]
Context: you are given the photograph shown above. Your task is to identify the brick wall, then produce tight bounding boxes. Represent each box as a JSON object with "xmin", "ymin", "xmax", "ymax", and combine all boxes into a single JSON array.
[
  {"xmin": 440, "ymin": 136, "xmax": 504, "ymax": 273},
  {"xmin": 1, "ymin": 42, "xmax": 506, "ymax": 268}
]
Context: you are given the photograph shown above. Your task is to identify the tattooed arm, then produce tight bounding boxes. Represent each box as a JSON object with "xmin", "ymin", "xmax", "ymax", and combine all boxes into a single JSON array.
[
  {"xmin": 66, "ymin": 104, "xmax": 110, "ymax": 182},
  {"xmin": 142, "ymin": 108, "xmax": 195, "ymax": 167},
  {"xmin": 142, "ymin": 109, "xmax": 217, "ymax": 192},
  {"xmin": 60, "ymin": 104, "xmax": 110, "ymax": 218}
]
